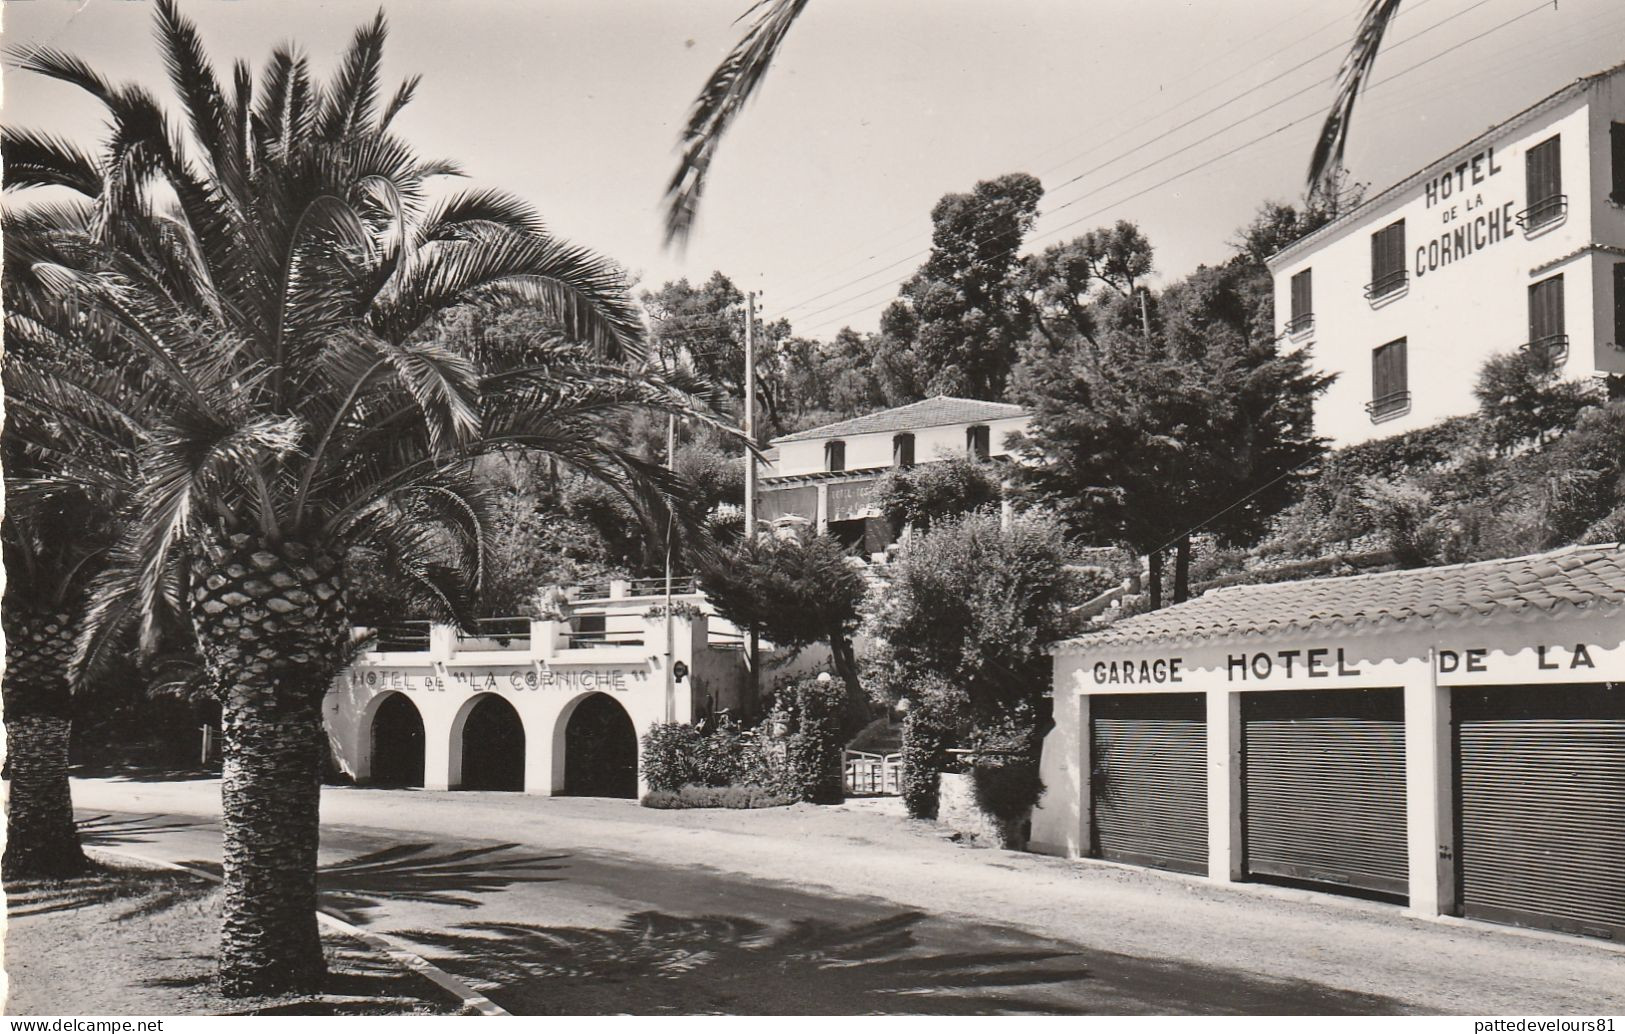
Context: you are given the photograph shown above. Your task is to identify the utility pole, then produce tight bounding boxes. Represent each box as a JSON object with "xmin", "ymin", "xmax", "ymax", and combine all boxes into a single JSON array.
[
  {"xmin": 743, "ymin": 291, "xmax": 761, "ymax": 707},
  {"xmin": 663, "ymin": 410, "xmax": 676, "ymax": 722},
  {"xmin": 743, "ymin": 290, "xmax": 758, "ymax": 541}
]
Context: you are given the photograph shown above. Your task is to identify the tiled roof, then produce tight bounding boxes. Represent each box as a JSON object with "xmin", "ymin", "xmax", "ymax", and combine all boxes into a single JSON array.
[
  {"xmin": 771, "ymin": 396, "xmax": 1028, "ymax": 444},
  {"xmin": 1053, "ymin": 544, "xmax": 1625, "ymax": 652}
]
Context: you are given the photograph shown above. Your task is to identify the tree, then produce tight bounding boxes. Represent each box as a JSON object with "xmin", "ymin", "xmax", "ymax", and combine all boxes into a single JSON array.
[
  {"xmin": 3, "ymin": 3, "xmax": 727, "ymax": 994},
  {"xmin": 663, "ymin": 0, "xmax": 1394, "ymax": 238},
  {"xmin": 1473, "ymin": 349, "xmax": 1604, "ymax": 454},
  {"xmin": 1, "ymin": 506, "xmax": 97, "ymax": 880},
  {"xmin": 866, "ymin": 512, "xmax": 1081, "ymax": 821},
  {"xmin": 880, "ymin": 173, "xmax": 1044, "ymax": 400},
  {"xmin": 1011, "ymin": 234, "xmax": 1330, "ymax": 606},
  {"xmin": 1022, "ymin": 221, "xmax": 1154, "ymax": 347},
  {"xmin": 696, "ymin": 533, "xmax": 870, "ymax": 729},
  {"xmin": 644, "ymin": 271, "xmax": 794, "ymax": 437}
]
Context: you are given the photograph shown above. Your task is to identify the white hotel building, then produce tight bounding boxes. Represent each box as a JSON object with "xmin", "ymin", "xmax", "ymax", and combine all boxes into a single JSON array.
[{"xmin": 1269, "ymin": 62, "xmax": 1625, "ymax": 446}]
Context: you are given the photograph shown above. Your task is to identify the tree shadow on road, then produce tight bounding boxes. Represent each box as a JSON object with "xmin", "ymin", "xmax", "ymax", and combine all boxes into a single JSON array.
[
  {"xmin": 4, "ymin": 864, "xmax": 208, "ymax": 921},
  {"xmin": 397, "ymin": 910, "xmax": 1091, "ymax": 1014},
  {"xmin": 395, "ymin": 909, "xmax": 1409, "ymax": 1015},
  {"xmin": 315, "ymin": 843, "xmax": 571, "ymax": 923},
  {"xmin": 76, "ymin": 812, "xmax": 211, "ymax": 847}
]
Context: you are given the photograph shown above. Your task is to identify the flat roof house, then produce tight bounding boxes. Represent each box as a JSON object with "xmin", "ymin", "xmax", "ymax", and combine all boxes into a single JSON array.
[
  {"xmin": 756, "ymin": 396, "xmax": 1030, "ymax": 553},
  {"xmin": 1268, "ymin": 62, "xmax": 1625, "ymax": 446}
]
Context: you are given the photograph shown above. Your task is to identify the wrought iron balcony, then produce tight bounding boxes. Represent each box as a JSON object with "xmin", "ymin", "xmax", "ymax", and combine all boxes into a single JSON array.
[
  {"xmin": 1285, "ymin": 312, "xmax": 1315, "ymax": 335},
  {"xmin": 1363, "ymin": 270, "xmax": 1408, "ymax": 300},
  {"xmin": 1365, "ymin": 390, "xmax": 1412, "ymax": 422},
  {"xmin": 1521, "ymin": 334, "xmax": 1570, "ymax": 368},
  {"xmin": 1515, "ymin": 194, "xmax": 1567, "ymax": 231}
]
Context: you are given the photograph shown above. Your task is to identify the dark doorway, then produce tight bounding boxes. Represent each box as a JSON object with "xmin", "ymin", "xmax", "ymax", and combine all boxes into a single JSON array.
[
  {"xmin": 460, "ymin": 694, "xmax": 526, "ymax": 791},
  {"xmin": 564, "ymin": 693, "xmax": 638, "ymax": 798},
  {"xmin": 369, "ymin": 693, "xmax": 425, "ymax": 787}
]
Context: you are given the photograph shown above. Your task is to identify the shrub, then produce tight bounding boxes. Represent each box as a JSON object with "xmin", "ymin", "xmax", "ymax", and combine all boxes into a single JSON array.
[
  {"xmin": 763, "ymin": 675, "xmax": 847, "ymax": 804},
  {"xmin": 874, "ymin": 455, "xmax": 1003, "ymax": 532},
  {"xmin": 640, "ymin": 722, "xmax": 703, "ymax": 793},
  {"xmin": 641, "ymin": 784, "xmax": 796, "ymax": 809},
  {"xmin": 693, "ymin": 716, "xmax": 756, "ymax": 787},
  {"xmin": 900, "ymin": 689, "xmax": 963, "ymax": 820}
]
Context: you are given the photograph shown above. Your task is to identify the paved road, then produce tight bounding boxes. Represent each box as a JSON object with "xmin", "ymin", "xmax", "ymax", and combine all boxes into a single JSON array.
[{"xmin": 67, "ymin": 777, "xmax": 1624, "ymax": 1015}]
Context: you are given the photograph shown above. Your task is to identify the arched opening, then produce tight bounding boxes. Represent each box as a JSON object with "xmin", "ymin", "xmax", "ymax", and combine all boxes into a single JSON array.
[
  {"xmin": 563, "ymin": 693, "xmax": 638, "ymax": 798},
  {"xmin": 459, "ymin": 694, "xmax": 525, "ymax": 791},
  {"xmin": 369, "ymin": 693, "xmax": 425, "ymax": 787}
]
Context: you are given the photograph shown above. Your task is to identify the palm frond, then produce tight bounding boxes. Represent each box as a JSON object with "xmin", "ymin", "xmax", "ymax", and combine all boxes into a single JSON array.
[
  {"xmin": 1308, "ymin": 0, "xmax": 1402, "ymax": 201},
  {"xmin": 372, "ymin": 231, "xmax": 645, "ymax": 359},
  {"xmin": 316, "ymin": 9, "xmax": 388, "ymax": 142},
  {"xmin": 663, "ymin": 0, "xmax": 809, "ymax": 248},
  {"xmin": 378, "ymin": 74, "xmax": 421, "ymax": 133},
  {"xmin": 1, "ymin": 128, "xmax": 102, "ymax": 195}
]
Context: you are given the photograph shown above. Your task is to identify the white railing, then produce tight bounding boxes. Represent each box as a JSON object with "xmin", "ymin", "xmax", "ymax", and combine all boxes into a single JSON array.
[{"xmin": 843, "ymin": 749, "xmax": 902, "ymax": 796}]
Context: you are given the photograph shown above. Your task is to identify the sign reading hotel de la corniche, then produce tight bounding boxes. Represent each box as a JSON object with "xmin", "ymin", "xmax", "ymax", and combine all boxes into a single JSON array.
[
  {"xmin": 349, "ymin": 664, "xmax": 644, "ymax": 693},
  {"xmin": 1413, "ymin": 145, "xmax": 1520, "ymax": 280}
]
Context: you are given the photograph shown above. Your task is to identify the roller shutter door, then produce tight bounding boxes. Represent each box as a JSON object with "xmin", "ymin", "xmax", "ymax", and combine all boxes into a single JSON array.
[
  {"xmin": 1091, "ymin": 693, "xmax": 1208, "ymax": 874},
  {"xmin": 1243, "ymin": 689, "xmax": 1407, "ymax": 897},
  {"xmin": 1454, "ymin": 683, "xmax": 1625, "ymax": 940}
]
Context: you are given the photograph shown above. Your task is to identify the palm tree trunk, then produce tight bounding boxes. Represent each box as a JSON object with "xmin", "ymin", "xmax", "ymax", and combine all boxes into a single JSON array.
[
  {"xmin": 2, "ymin": 611, "xmax": 88, "ymax": 881},
  {"xmin": 217, "ymin": 699, "xmax": 326, "ymax": 995},
  {"xmin": 189, "ymin": 528, "xmax": 348, "ymax": 997}
]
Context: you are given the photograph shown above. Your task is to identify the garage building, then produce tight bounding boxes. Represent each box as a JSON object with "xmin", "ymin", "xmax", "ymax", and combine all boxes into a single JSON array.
[{"xmin": 1032, "ymin": 544, "xmax": 1625, "ymax": 941}]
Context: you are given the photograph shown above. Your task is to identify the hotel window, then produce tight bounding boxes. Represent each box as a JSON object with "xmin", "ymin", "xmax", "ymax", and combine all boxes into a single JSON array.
[
  {"xmin": 892, "ymin": 432, "xmax": 915, "ymax": 468},
  {"xmin": 1612, "ymin": 123, "xmax": 1625, "ymax": 204},
  {"xmin": 825, "ymin": 440, "xmax": 845, "ymax": 472},
  {"xmin": 1519, "ymin": 135, "xmax": 1565, "ymax": 230},
  {"xmin": 1365, "ymin": 220, "xmax": 1406, "ymax": 299},
  {"xmin": 966, "ymin": 424, "xmax": 991, "ymax": 461},
  {"xmin": 1288, "ymin": 268, "xmax": 1313, "ymax": 333},
  {"xmin": 1367, "ymin": 338, "xmax": 1409, "ymax": 421},
  {"xmin": 1526, "ymin": 274, "xmax": 1567, "ymax": 367}
]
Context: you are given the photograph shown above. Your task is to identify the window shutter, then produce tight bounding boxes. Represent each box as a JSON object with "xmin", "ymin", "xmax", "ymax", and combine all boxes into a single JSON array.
[
  {"xmin": 967, "ymin": 425, "xmax": 990, "ymax": 461},
  {"xmin": 893, "ymin": 433, "xmax": 914, "ymax": 467},
  {"xmin": 1616, "ymin": 263, "xmax": 1625, "ymax": 346},
  {"xmin": 1383, "ymin": 221, "xmax": 1405, "ymax": 278},
  {"xmin": 1524, "ymin": 136, "xmax": 1563, "ymax": 228},
  {"xmin": 1528, "ymin": 275, "xmax": 1565, "ymax": 342},
  {"xmin": 1371, "ymin": 338, "xmax": 1408, "ymax": 418},
  {"xmin": 825, "ymin": 440, "xmax": 845, "ymax": 472},
  {"xmin": 1290, "ymin": 269, "xmax": 1312, "ymax": 325},
  {"xmin": 1368, "ymin": 222, "xmax": 1405, "ymax": 296},
  {"xmin": 1613, "ymin": 123, "xmax": 1625, "ymax": 202}
]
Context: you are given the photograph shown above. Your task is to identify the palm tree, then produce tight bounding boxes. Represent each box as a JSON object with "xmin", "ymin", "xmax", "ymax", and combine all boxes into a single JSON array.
[
  {"xmin": 1, "ymin": 511, "xmax": 95, "ymax": 882},
  {"xmin": 663, "ymin": 0, "xmax": 1399, "ymax": 242},
  {"xmin": 1, "ymin": 203, "xmax": 143, "ymax": 882},
  {"xmin": 4, "ymin": 1, "xmax": 725, "ymax": 995}
]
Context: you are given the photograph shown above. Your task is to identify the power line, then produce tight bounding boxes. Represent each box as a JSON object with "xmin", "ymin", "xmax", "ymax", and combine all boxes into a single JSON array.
[
  {"xmin": 771, "ymin": 3, "xmax": 1379, "ymax": 310},
  {"xmin": 772, "ymin": 0, "xmax": 1469, "ymax": 319},
  {"xmin": 791, "ymin": 0, "xmax": 1563, "ymax": 337}
]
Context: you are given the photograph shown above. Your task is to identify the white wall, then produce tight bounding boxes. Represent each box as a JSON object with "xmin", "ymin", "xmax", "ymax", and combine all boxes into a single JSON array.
[
  {"xmin": 1271, "ymin": 79, "xmax": 1625, "ymax": 448},
  {"xmin": 771, "ymin": 415, "xmax": 1029, "ymax": 478}
]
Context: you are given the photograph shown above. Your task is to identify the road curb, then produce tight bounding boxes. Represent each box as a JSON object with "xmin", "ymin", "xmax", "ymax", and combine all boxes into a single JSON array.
[{"xmin": 86, "ymin": 846, "xmax": 509, "ymax": 1016}]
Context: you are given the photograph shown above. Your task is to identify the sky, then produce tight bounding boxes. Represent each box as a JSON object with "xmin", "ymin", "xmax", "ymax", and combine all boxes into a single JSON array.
[{"xmin": 4, "ymin": 0, "xmax": 1623, "ymax": 341}]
